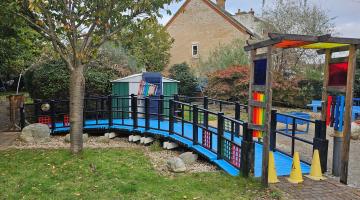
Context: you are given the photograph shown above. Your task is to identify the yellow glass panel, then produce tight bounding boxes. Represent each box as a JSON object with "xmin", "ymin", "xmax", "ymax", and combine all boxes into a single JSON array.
[{"xmin": 301, "ymin": 42, "xmax": 349, "ymax": 49}]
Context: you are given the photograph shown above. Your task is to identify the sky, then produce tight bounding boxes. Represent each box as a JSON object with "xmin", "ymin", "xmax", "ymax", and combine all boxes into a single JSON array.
[{"xmin": 159, "ymin": 0, "xmax": 360, "ymax": 38}]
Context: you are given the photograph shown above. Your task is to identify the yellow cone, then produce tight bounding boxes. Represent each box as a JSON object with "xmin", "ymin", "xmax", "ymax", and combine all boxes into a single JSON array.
[
  {"xmin": 268, "ymin": 151, "xmax": 280, "ymax": 183},
  {"xmin": 305, "ymin": 150, "xmax": 326, "ymax": 181},
  {"xmin": 287, "ymin": 152, "xmax": 303, "ymax": 184}
]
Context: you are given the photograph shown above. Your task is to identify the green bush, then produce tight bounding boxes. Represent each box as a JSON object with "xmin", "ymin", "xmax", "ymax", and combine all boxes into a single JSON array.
[
  {"xmin": 24, "ymin": 59, "xmax": 119, "ymax": 99},
  {"xmin": 169, "ymin": 63, "xmax": 198, "ymax": 96},
  {"xmin": 199, "ymin": 39, "xmax": 249, "ymax": 75}
]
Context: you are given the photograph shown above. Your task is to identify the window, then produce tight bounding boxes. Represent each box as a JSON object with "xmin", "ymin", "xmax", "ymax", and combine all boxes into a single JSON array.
[{"xmin": 192, "ymin": 43, "xmax": 199, "ymax": 58}]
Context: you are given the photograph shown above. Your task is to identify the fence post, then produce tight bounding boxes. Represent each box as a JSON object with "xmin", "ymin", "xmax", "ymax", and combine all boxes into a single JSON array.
[
  {"xmin": 314, "ymin": 120, "xmax": 329, "ymax": 172},
  {"xmin": 235, "ymin": 102, "xmax": 241, "ymax": 136},
  {"xmin": 19, "ymin": 105, "xmax": 25, "ymax": 130},
  {"xmin": 159, "ymin": 95, "xmax": 164, "ymax": 121},
  {"xmin": 131, "ymin": 94, "xmax": 138, "ymax": 129},
  {"xmin": 169, "ymin": 100, "xmax": 174, "ymax": 135},
  {"xmin": 217, "ymin": 112, "xmax": 224, "ymax": 160},
  {"xmin": 108, "ymin": 95, "xmax": 113, "ymax": 127},
  {"xmin": 193, "ymin": 105, "xmax": 199, "ymax": 145},
  {"xmin": 240, "ymin": 122, "xmax": 254, "ymax": 177},
  {"xmin": 270, "ymin": 110, "xmax": 277, "ymax": 151},
  {"xmin": 145, "ymin": 97, "xmax": 150, "ymax": 130},
  {"xmin": 203, "ymin": 96, "xmax": 209, "ymax": 127},
  {"xmin": 50, "ymin": 100, "xmax": 56, "ymax": 132}
]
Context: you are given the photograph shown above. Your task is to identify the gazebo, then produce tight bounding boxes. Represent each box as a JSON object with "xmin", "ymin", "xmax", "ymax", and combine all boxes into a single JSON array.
[{"xmin": 244, "ymin": 33, "xmax": 360, "ymax": 186}]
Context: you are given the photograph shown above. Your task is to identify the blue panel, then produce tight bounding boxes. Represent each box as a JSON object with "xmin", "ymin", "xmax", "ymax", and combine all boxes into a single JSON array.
[
  {"xmin": 213, "ymin": 160, "xmax": 240, "ymax": 176},
  {"xmin": 254, "ymin": 59, "xmax": 267, "ymax": 85}
]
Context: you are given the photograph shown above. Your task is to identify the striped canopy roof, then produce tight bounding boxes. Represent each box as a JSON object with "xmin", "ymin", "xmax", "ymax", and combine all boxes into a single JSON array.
[{"xmin": 244, "ymin": 33, "xmax": 360, "ymax": 51}]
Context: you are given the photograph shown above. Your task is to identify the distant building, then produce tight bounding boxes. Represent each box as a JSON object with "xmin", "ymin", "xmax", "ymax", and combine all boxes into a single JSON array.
[{"xmin": 165, "ymin": 0, "xmax": 266, "ymax": 68}]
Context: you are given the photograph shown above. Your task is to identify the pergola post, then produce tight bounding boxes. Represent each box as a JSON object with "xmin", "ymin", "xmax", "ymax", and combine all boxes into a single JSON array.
[
  {"xmin": 261, "ymin": 46, "xmax": 273, "ymax": 187},
  {"xmin": 340, "ymin": 45, "xmax": 357, "ymax": 184}
]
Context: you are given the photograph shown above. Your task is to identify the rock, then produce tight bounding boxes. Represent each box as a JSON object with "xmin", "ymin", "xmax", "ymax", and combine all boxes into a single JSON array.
[
  {"xmin": 351, "ymin": 122, "xmax": 360, "ymax": 140},
  {"xmin": 83, "ymin": 133, "xmax": 89, "ymax": 142},
  {"xmin": 108, "ymin": 132, "xmax": 117, "ymax": 139},
  {"xmin": 64, "ymin": 134, "xmax": 71, "ymax": 143},
  {"xmin": 179, "ymin": 152, "xmax": 198, "ymax": 165},
  {"xmin": 64, "ymin": 133, "xmax": 89, "ymax": 143},
  {"xmin": 20, "ymin": 123, "xmax": 50, "ymax": 143},
  {"xmin": 104, "ymin": 133, "xmax": 110, "ymax": 138},
  {"xmin": 98, "ymin": 136, "xmax": 110, "ymax": 143},
  {"xmin": 167, "ymin": 157, "xmax": 186, "ymax": 172}
]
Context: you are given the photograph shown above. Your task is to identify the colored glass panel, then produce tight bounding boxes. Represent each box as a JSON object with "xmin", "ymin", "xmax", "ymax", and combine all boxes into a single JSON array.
[
  {"xmin": 275, "ymin": 40, "xmax": 313, "ymax": 48},
  {"xmin": 328, "ymin": 62, "xmax": 348, "ymax": 86},
  {"xmin": 301, "ymin": 42, "xmax": 349, "ymax": 49},
  {"xmin": 254, "ymin": 59, "xmax": 267, "ymax": 85}
]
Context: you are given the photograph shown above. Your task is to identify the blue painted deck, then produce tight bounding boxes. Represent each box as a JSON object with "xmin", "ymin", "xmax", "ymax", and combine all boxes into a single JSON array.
[{"xmin": 53, "ymin": 118, "xmax": 310, "ymax": 177}]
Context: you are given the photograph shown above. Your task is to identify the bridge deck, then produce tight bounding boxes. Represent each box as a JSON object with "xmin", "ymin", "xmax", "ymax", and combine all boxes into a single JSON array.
[{"xmin": 53, "ymin": 118, "xmax": 310, "ymax": 177}]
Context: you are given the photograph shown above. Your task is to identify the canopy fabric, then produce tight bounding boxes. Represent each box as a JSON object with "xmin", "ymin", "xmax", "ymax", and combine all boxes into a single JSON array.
[
  {"xmin": 244, "ymin": 33, "xmax": 360, "ymax": 51},
  {"xmin": 274, "ymin": 40, "xmax": 349, "ymax": 49}
]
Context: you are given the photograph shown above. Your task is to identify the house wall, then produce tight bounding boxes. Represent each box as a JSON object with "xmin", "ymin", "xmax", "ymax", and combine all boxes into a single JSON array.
[{"xmin": 166, "ymin": 0, "xmax": 251, "ymax": 68}]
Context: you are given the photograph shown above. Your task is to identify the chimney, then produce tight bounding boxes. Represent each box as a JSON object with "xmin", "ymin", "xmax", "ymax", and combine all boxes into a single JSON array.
[
  {"xmin": 216, "ymin": 0, "xmax": 226, "ymax": 10},
  {"xmin": 249, "ymin": 8, "xmax": 255, "ymax": 15}
]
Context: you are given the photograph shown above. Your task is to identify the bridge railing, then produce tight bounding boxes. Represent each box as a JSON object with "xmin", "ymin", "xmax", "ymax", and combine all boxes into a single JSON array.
[{"xmin": 271, "ymin": 110, "xmax": 328, "ymax": 172}]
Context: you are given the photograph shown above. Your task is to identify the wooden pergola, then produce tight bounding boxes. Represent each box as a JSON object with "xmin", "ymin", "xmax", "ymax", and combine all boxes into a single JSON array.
[{"xmin": 244, "ymin": 33, "xmax": 360, "ymax": 186}]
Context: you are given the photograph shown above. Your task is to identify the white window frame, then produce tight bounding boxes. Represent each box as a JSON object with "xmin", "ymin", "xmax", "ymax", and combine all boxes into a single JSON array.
[{"xmin": 192, "ymin": 43, "xmax": 199, "ymax": 58}]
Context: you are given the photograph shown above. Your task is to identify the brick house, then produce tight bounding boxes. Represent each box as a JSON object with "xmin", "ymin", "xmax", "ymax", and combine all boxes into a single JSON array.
[{"xmin": 165, "ymin": 0, "xmax": 265, "ymax": 68}]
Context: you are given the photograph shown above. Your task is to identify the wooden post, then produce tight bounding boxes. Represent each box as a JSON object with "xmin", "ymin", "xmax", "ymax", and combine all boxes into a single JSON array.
[
  {"xmin": 261, "ymin": 46, "xmax": 273, "ymax": 187},
  {"xmin": 247, "ymin": 49, "xmax": 256, "ymax": 125},
  {"xmin": 340, "ymin": 45, "xmax": 357, "ymax": 184},
  {"xmin": 321, "ymin": 49, "xmax": 331, "ymax": 121}
]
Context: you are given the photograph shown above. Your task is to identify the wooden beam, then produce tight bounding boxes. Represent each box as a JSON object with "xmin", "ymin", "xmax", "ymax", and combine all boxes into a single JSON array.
[
  {"xmin": 244, "ymin": 37, "xmax": 282, "ymax": 51},
  {"xmin": 261, "ymin": 46, "xmax": 273, "ymax": 187},
  {"xmin": 340, "ymin": 45, "xmax": 357, "ymax": 184},
  {"xmin": 317, "ymin": 45, "xmax": 360, "ymax": 55},
  {"xmin": 321, "ymin": 49, "xmax": 331, "ymax": 121},
  {"xmin": 269, "ymin": 33, "xmax": 360, "ymax": 45}
]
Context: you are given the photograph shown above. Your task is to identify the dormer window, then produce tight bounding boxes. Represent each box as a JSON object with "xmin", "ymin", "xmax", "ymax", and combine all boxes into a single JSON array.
[{"xmin": 192, "ymin": 43, "xmax": 199, "ymax": 58}]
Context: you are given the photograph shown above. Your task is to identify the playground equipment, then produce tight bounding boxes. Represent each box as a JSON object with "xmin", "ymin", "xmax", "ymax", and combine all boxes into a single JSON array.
[
  {"xmin": 307, "ymin": 100, "xmax": 322, "ymax": 112},
  {"xmin": 20, "ymin": 94, "xmax": 317, "ymax": 178},
  {"xmin": 276, "ymin": 112, "xmax": 310, "ymax": 134},
  {"xmin": 245, "ymin": 33, "xmax": 360, "ymax": 185},
  {"xmin": 268, "ymin": 151, "xmax": 279, "ymax": 184}
]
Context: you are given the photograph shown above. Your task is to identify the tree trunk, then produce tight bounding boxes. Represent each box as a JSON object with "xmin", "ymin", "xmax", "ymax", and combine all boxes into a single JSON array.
[{"xmin": 69, "ymin": 63, "xmax": 85, "ymax": 154}]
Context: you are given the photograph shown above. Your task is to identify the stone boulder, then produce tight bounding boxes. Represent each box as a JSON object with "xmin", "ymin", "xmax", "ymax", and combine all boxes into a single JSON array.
[
  {"xmin": 179, "ymin": 152, "xmax": 198, "ymax": 165},
  {"xmin": 20, "ymin": 123, "xmax": 50, "ymax": 143},
  {"xmin": 64, "ymin": 133, "xmax": 89, "ymax": 143},
  {"xmin": 98, "ymin": 136, "xmax": 110, "ymax": 143},
  {"xmin": 351, "ymin": 122, "xmax": 360, "ymax": 140},
  {"xmin": 167, "ymin": 157, "xmax": 186, "ymax": 173}
]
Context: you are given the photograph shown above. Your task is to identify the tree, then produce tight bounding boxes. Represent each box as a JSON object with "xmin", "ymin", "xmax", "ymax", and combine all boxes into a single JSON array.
[
  {"xmin": 262, "ymin": 0, "xmax": 335, "ymax": 74},
  {"xmin": 169, "ymin": 63, "xmax": 198, "ymax": 96},
  {"xmin": 15, "ymin": 0, "xmax": 176, "ymax": 153},
  {"xmin": 120, "ymin": 18, "xmax": 173, "ymax": 72},
  {"xmin": 0, "ymin": 0, "xmax": 44, "ymax": 82}
]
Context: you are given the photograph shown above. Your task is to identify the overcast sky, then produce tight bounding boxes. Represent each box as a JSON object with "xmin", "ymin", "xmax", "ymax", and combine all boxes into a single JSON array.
[{"xmin": 159, "ymin": 0, "xmax": 360, "ymax": 38}]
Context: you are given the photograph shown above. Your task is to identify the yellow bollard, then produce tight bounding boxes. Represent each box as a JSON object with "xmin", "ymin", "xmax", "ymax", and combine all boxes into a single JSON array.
[
  {"xmin": 268, "ymin": 151, "xmax": 280, "ymax": 183},
  {"xmin": 287, "ymin": 152, "xmax": 303, "ymax": 184},
  {"xmin": 305, "ymin": 150, "xmax": 326, "ymax": 181}
]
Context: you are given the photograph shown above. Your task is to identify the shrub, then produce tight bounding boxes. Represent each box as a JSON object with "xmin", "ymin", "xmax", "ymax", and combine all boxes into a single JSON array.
[
  {"xmin": 169, "ymin": 63, "xmax": 198, "ymax": 96},
  {"xmin": 24, "ymin": 59, "xmax": 119, "ymax": 99},
  {"xmin": 205, "ymin": 66, "xmax": 250, "ymax": 102},
  {"xmin": 198, "ymin": 39, "xmax": 249, "ymax": 75}
]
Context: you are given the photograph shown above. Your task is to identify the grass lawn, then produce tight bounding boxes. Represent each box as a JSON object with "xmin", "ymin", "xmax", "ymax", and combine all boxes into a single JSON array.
[{"xmin": 0, "ymin": 148, "xmax": 274, "ymax": 200}]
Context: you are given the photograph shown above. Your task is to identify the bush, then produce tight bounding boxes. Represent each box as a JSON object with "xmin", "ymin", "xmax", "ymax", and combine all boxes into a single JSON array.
[
  {"xmin": 24, "ymin": 59, "xmax": 119, "ymax": 99},
  {"xmin": 169, "ymin": 63, "xmax": 198, "ymax": 96},
  {"xmin": 199, "ymin": 39, "xmax": 249, "ymax": 75},
  {"xmin": 205, "ymin": 66, "xmax": 249, "ymax": 102}
]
